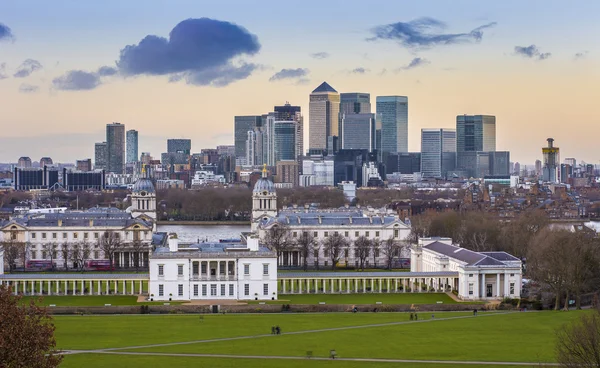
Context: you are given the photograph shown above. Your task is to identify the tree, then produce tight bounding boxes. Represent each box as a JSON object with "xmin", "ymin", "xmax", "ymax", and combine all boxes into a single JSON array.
[
  {"xmin": 60, "ymin": 242, "xmax": 71, "ymax": 271},
  {"xmin": 323, "ymin": 233, "xmax": 349, "ymax": 271},
  {"xmin": 42, "ymin": 243, "xmax": 59, "ymax": 270},
  {"xmin": 563, "ymin": 232, "xmax": 600, "ymax": 310},
  {"xmin": 262, "ymin": 225, "xmax": 290, "ymax": 266},
  {"xmin": 71, "ymin": 241, "xmax": 92, "ymax": 271},
  {"xmin": 1, "ymin": 240, "xmax": 23, "ymax": 272},
  {"xmin": 556, "ymin": 306, "xmax": 600, "ymax": 367},
  {"xmin": 381, "ymin": 237, "xmax": 403, "ymax": 270},
  {"xmin": 371, "ymin": 238, "xmax": 381, "ymax": 268},
  {"xmin": 99, "ymin": 231, "xmax": 122, "ymax": 270},
  {"xmin": 130, "ymin": 239, "xmax": 147, "ymax": 271},
  {"xmin": 21, "ymin": 242, "xmax": 31, "ymax": 270},
  {"xmin": 295, "ymin": 232, "xmax": 315, "ymax": 271},
  {"xmin": 354, "ymin": 236, "xmax": 371, "ymax": 271},
  {"xmin": 0, "ymin": 285, "xmax": 63, "ymax": 367}
]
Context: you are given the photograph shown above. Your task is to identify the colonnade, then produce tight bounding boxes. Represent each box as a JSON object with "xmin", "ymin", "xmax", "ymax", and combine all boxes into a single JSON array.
[
  {"xmin": 0, "ymin": 277, "xmax": 147, "ymax": 296},
  {"xmin": 278, "ymin": 276, "xmax": 458, "ymax": 294}
]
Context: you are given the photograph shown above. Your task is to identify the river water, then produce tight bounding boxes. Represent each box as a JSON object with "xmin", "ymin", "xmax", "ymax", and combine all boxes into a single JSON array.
[{"xmin": 157, "ymin": 224, "xmax": 251, "ymax": 243}]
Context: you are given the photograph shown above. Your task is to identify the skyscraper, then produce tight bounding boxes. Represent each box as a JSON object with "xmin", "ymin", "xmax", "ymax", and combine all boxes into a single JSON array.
[
  {"xmin": 340, "ymin": 93, "xmax": 371, "ymax": 114},
  {"xmin": 167, "ymin": 139, "xmax": 191, "ymax": 154},
  {"xmin": 376, "ymin": 96, "xmax": 408, "ymax": 155},
  {"xmin": 420, "ymin": 129, "xmax": 456, "ymax": 178},
  {"xmin": 126, "ymin": 130, "xmax": 139, "ymax": 163},
  {"xmin": 234, "ymin": 115, "xmax": 262, "ymax": 165},
  {"xmin": 341, "ymin": 113, "xmax": 376, "ymax": 151},
  {"xmin": 542, "ymin": 138, "xmax": 560, "ymax": 183},
  {"xmin": 309, "ymin": 82, "xmax": 340, "ymax": 152},
  {"xmin": 94, "ymin": 142, "xmax": 107, "ymax": 170},
  {"xmin": 274, "ymin": 103, "xmax": 303, "ymax": 167},
  {"xmin": 456, "ymin": 115, "xmax": 496, "ymax": 176},
  {"xmin": 106, "ymin": 122, "xmax": 125, "ymax": 174},
  {"xmin": 273, "ymin": 121, "xmax": 296, "ymax": 162}
]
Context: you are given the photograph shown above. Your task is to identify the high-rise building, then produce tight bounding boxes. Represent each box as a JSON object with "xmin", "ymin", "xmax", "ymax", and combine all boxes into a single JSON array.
[
  {"xmin": 76, "ymin": 159, "xmax": 92, "ymax": 171},
  {"xmin": 126, "ymin": 130, "xmax": 139, "ymax": 163},
  {"xmin": 94, "ymin": 142, "xmax": 107, "ymax": 170},
  {"xmin": 167, "ymin": 139, "xmax": 191, "ymax": 154},
  {"xmin": 513, "ymin": 162, "xmax": 521, "ymax": 176},
  {"xmin": 395, "ymin": 153, "xmax": 421, "ymax": 174},
  {"xmin": 234, "ymin": 116, "xmax": 262, "ymax": 165},
  {"xmin": 542, "ymin": 138, "xmax": 560, "ymax": 183},
  {"xmin": 274, "ymin": 103, "xmax": 303, "ymax": 166},
  {"xmin": 535, "ymin": 160, "xmax": 542, "ymax": 176},
  {"xmin": 564, "ymin": 158, "xmax": 576, "ymax": 167},
  {"xmin": 276, "ymin": 160, "xmax": 299, "ymax": 187},
  {"xmin": 341, "ymin": 113, "xmax": 376, "ymax": 151},
  {"xmin": 456, "ymin": 115, "xmax": 496, "ymax": 170},
  {"xmin": 17, "ymin": 157, "xmax": 32, "ymax": 168},
  {"xmin": 420, "ymin": 129, "xmax": 456, "ymax": 178},
  {"xmin": 39, "ymin": 157, "xmax": 53, "ymax": 167},
  {"xmin": 376, "ymin": 96, "xmax": 408, "ymax": 155},
  {"xmin": 13, "ymin": 166, "xmax": 59, "ymax": 190},
  {"xmin": 273, "ymin": 121, "xmax": 296, "ymax": 163},
  {"xmin": 309, "ymin": 82, "xmax": 340, "ymax": 152},
  {"xmin": 106, "ymin": 122, "xmax": 125, "ymax": 174},
  {"xmin": 340, "ymin": 93, "xmax": 371, "ymax": 115}
]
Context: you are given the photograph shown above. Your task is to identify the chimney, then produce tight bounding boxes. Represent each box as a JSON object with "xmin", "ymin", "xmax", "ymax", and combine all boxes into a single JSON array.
[
  {"xmin": 349, "ymin": 216, "xmax": 353, "ymax": 224},
  {"xmin": 247, "ymin": 234, "xmax": 259, "ymax": 251},
  {"xmin": 318, "ymin": 215, "xmax": 322, "ymax": 224},
  {"xmin": 89, "ymin": 219, "xmax": 93, "ymax": 227},
  {"xmin": 369, "ymin": 216, "xmax": 373, "ymax": 224},
  {"xmin": 58, "ymin": 219, "xmax": 62, "ymax": 227},
  {"xmin": 168, "ymin": 234, "xmax": 179, "ymax": 252}
]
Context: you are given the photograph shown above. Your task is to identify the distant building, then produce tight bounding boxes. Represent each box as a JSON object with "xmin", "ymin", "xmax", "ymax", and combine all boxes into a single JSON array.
[
  {"xmin": 420, "ymin": 129, "xmax": 456, "ymax": 178},
  {"xmin": 376, "ymin": 96, "xmax": 408, "ymax": 154},
  {"xmin": 234, "ymin": 116, "xmax": 261, "ymax": 165},
  {"xmin": 274, "ymin": 103, "xmax": 303, "ymax": 168},
  {"xmin": 13, "ymin": 167, "xmax": 59, "ymax": 190},
  {"xmin": 17, "ymin": 157, "xmax": 32, "ymax": 168},
  {"xmin": 39, "ymin": 157, "xmax": 53, "ymax": 168},
  {"xmin": 76, "ymin": 159, "xmax": 93, "ymax": 172},
  {"xmin": 340, "ymin": 113, "xmax": 376, "ymax": 151},
  {"xmin": 542, "ymin": 138, "xmax": 560, "ymax": 183},
  {"xmin": 340, "ymin": 92, "xmax": 371, "ymax": 114},
  {"xmin": 106, "ymin": 123, "xmax": 125, "ymax": 174},
  {"xmin": 395, "ymin": 152, "xmax": 421, "ymax": 175},
  {"xmin": 167, "ymin": 139, "xmax": 191, "ymax": 155},
  {"xmin": 63, "ymin": 169, "xmax": 105, "ymax": 191},
  {"xmin": 276, "ymin": 160, "xmax": 299, "ymax": 187},
  {"xmin": 126, "ymin": 130, "xmax": 139, "ymax": 163},
  {"xmin": 309, "ymin": 82, "xmax": 340, "ymax": 152},
  {"xmin": 301, "ymin": 156, "xmax": 334, "ymax": 186},
  {"xmin": 156, "ymin": 179, "xmax": 185, "ymax": 190},
  {"xmin": 94, "ymin": 142, "xmax": 108, "ymax": 170},
  {"xmin": 190, "ymin": 171, "xmax": 226, "ymax": 187},
  {"xmin": 456, "ymin": 115, "xmax": 496, "ymax": 175}
]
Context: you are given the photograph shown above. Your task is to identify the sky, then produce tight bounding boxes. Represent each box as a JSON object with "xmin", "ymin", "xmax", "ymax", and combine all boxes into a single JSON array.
[{"xmin": 0, "ymin": 0, "xmax": 598, "ymax": 166}]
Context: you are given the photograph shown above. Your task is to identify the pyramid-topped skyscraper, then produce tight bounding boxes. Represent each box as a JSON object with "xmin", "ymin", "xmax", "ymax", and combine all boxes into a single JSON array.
[{"xmin": 309, "ymin": 81, "xmax": 340, "ymax": 153}]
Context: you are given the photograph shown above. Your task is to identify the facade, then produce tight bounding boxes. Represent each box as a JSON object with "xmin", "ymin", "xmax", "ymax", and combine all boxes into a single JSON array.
[
  {"xmin": 376, "ymin": 96, "xmax": 408, "ymax": 154},
  {"xmin": 456, "ymin": 115, "xmax": 496, "ymax": 174},
  {"xmin": 62, "ymin": 169, "xmax": 105, "ymax": 191},
  {"xmin": 273, "ymin": 121, "xmax": 296, "ymax": 162},
  {"xmin": 421, "ymin": 129, "xmax": 456, "ymax": 178},
  {"xmin": 76, "ymin": 159, "xmax": 92, "ymax": 172},
  {"xmin": 94, "ymin": 142, "xmax": 108, "ymax": 170},
  {"xmin": 106, "ymin": 123, "xmax": 125, "ymax": 174},
  {"xmin": 542, "ymin": 138, "xmax": 560, "ymax": 183},
  {"xmin": 301, "ymin": 156, "xmax": 334, "ymax": 186},
  {"xmin": 126, "ymin": 130, "xmax": 139, "ymax": 163},
  {"xmin": 148, "ymin": 235, "xmax": 277, "ymax": 301},
  {"xmin": 191, "ymin": 171, "xmax": 226, "ymax": 187},
  {"xmin": 411, "ymin": 238, "xmax": 522, "ymax": 300},
  {"xmin": 309, "ymin": 82, "xmax": 340, "ymax": 152},
  {"xmin": 167, "ymin": 139, "xmax": 191, "ymax": 155},
  {"xmin": 13, "ymin": 167, "xmax": 59, "ymax": 190},
  {"xmin": 39, "ymin": 157, "xmax": 53, "ymax": 167},
  {"xmin": 155, "ymin": 179, "xmax": 185, "ymax": 190},
  {"xmin": 341, "ymin": 113, "xmax": 376, "ymax": 151},
  {"xmin": 234, "ymin": 116, "xmax": 261, "ymax": 165},
  {"xmin": 274, "ymin": 103, "xmax": 303, "ymax": 167},
  {"xmin": 275, "ymin": 160, "xmax": 299, "ymax": 187},
  {"xmin": 18, "ymin": 157, "xmax": 32, "ymax": 168},
  {"xmin": 340, "ymin": 92, "xmax": 371, "ymax": 114}
]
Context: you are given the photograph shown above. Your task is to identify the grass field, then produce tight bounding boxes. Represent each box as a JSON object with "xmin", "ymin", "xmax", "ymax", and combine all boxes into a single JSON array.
[
  {"xmin": 54, "ymin": 310, "xmax": 584, "ymax": 367},
  {"xmin": 20, "ymin": 295, "xmax": 184, "ymax": 306},
  {"xmin": 250, "ymin": 292, "xmax": 464, "ymax": 304}
]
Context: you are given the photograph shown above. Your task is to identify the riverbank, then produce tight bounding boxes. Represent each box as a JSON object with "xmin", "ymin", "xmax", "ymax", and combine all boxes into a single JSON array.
[{"xmin": 157, "ymin": 220, "xmax": 249, "ymax": 226}]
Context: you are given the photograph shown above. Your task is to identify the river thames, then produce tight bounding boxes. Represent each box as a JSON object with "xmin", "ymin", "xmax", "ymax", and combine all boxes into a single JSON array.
[{"xmin": 157, "ymin": 224, "xmax": 251, "ymax": 243}]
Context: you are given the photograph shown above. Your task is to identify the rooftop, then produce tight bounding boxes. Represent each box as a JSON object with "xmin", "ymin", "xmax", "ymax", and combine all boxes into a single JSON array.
[{"xmin": 312, "ymin": 81, "xmax": 337, "ymax": 94}]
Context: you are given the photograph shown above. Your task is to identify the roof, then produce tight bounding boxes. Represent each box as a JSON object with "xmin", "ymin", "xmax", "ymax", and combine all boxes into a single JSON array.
[
  {"xmin": 132, "ymin": 178, "xmax": 155, "ymax": 193},
  {"xmin": 312, "ymin": 81, "xmax": 337, "ymax": 93},
  {"xmin": 280, "ymin": 271, "xmax": 458, "ymax": 278},
  {"xmin": 260, "ymin": 213, "xmax": 405, "ymax": 228},
  {"xmin": 253, "ymin": 177, "xmax": 275, "ymax": 194},
  {"xmin": 423, "ymin": 241, "xmax": 520, "ymax": 268},
  {"xmin": 480, "ymin": 252, "xmax": 520, "ymax": 262}
]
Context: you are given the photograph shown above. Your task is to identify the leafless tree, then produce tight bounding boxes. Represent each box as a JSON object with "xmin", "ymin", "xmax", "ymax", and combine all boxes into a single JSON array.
[
  {"xmin": 129, "ymin": 239, "xmax": 147, "ymax": 271},
  {"xmin": 262, "ymin": 225, "xmax": 291, "ymax": 266},
  {"xmin": 99, "ymin": 231, "xmax": 122, "ymax": 271},
  {"xmin": 381, "ymin": 237, "xmax": 403, "ymax": 270},
  {"xmin": 313, "ymin": 242, "xmax": 321, "ymax": 270},
  {"xmin": 21, "ymin": 242, "xmax": 31, "ymax": 270},
  {"xmin": 294, "ymin": 232, "xmax": 315, "ymax": 271},
  {"xmin": 60, "ymin": 242, "xmax": 71, "ymax": 271},
  {"xmin": 556, "ymin": 306, "xmax": 600, "ymax": 367},
  {"xmin": 323, "ymin": 233, "xmax": 349, "ymax": 271},
  {"xmin": 563, "ymin": 232, "xmax": 600, "ymax": 310},
  {"xmin": 42, "ymin": 243, "xmax": 59, "ymax": 270},
  {"xmin": 0, "ymin": 285, "xmax": 63, "ymax": 367},
  {"xmin": 71, "ymin": 241, "xmax": 92, "ymax": 271},
  {"xmin": 354, "ymin": 236, "xmax": 371, "ymax": 271},
  {"xmin": 1, "ymin": 240, "xmax": 23, "ymax": 272},
  {"xmin": 371, "ymin": 238, "xmax": 381, "ymax": 269}
]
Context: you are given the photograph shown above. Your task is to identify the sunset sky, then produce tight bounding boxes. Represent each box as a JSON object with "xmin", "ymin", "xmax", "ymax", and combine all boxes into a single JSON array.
[{"xmin": 0, "ymin": 0, "xmax": 598, "ymax": 165}]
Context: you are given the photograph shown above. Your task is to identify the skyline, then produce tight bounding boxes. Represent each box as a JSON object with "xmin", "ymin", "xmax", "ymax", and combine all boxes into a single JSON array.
[{"xmin": 0, "ymin": 0, "xmax": 598, "ymax": 164}]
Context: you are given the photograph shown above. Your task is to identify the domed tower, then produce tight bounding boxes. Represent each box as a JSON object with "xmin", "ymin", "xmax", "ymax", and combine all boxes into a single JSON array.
[
  {"xmin": 131, "ymin": 169, "xmax": 157, "ymax": 225},
  {"xmin": 251, "ymin": 164, "xmax": 277, "ymax": 231}
]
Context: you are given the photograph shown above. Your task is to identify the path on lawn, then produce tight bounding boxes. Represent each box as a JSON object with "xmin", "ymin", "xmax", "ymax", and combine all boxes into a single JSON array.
[{"xmin": 64, "ymin": 311, "xmax": 514, "ymax": 354}]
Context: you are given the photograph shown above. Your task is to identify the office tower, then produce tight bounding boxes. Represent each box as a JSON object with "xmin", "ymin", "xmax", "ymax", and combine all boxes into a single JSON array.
[
  {"xmin": 13, "ymin": 166, "xmax": 59, "ymax": 190},
  {"xmin": 564, "ymin": 158, "xmax": 576, "ymax": 167},
  {"xmin": 216, "ymin": 145, "xmax": 235, "ymax": 157},
  {"xmin": 274, "ymin": 103, "xmax": 303, "ymax": 165},
  {"xmin": 167, "ymin": 139, "xmax": 191, "ymax": 154},
  {"xmin": 376, "ymin": 96, "xmax": 408, "ymax": 155},
  {"xmin": 535, "ymin": 160, "xmax": 542, "ymax": 176},
  {"xmin": 273, "ymin": 121, "xmax": 296, "ymax": 162},
  {"xmin": 420, "ymin": 129, "xmax": 456, "ymax": 178},
  {"xmin": 341, "ymin": 113, "xmax": 376, "ymax": 151},
  {"xmin": 394, "ymin": 153, "xmax": 421, "ymax": 174},
  {"xmin": 106, "ymin": 122, "xmax": 125, "ymax": 174},
  {"xmin": 126, "ymin": 130, "xmax": 139, "ymax": 163},
  {"xmin": 276, "ymin": 160, "xmax": 299, "ymax": 187},
  {"xmin": 234, "ymin": 116, "xmax": 261, "ymax": 165},
  {"xmin": 455, "ymin": 115, "xmax": 496, "ymax": 176},
  {"xmin": 542, "ymin": 138, "xmax": 560, "ymax": 183},
  {"xmin": 63, "ymin": 168, "xmax": 105, "ymax": 191},
  {"xmin": 94, "ymin": 142, "xmax": 107, "ymax": 170},
  {"xmin": 309, "ymin": 82, "xmax": 340, "ymax": 152},
  {"xmin": 17, "ymin": 157, "xmax": 32, "ymax": 168},
  {"xmin": 514, "ymin": 162, "xmax": 521, "ymax": 176},
  {"xmin": 39, "ymin": 157, "xmax": 53, "ymax": 167},
  {"xmin": 340, "ymin": 93, "xmax": 371, "ymax": 114},
  {"xmin": 76, "ymin": 159, "xmax": 92, "ymax": 171}
]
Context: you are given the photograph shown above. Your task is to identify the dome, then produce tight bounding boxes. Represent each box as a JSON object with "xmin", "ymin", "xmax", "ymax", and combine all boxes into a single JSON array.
[
  {"xmin": 132, "ymin": 178, "xmax": 155, "ymax": 194},
  {"xmin": 253, "ymin": 177, "xmax": 275, "ymax": 194}
]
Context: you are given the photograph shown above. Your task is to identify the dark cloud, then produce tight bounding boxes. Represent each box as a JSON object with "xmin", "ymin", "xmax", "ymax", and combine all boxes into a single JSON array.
[
  {"xmin": 19, "ymin": 83, "xmax": 39, "ymax": 93},
  {"xmin": 0, "ymin": 62, "xmax": 7, "ymax": 79},
  {"xmin": 310, "ymin": 52, "xmax": 330, "ymax": 59},
  {"xmin": 13, "ymin": 59, "xmax": 43, "ymax": 78},
  {"xmin": 369, "ymin": 17, "xmax": 496, "ymax": 49},
  {"xmin": 350, "ymin": 67, "xmax": 369, "ymax": 74},
  {"xmin": 52, "ymin": 70, "xmax": 101, "ymax": 91},
  {"xmin": 97, "ymin": 66, "xmax": 118, "ymax": 76},
  {"xmin": 574, "ymin": 51, "xmax": 588, "ymax": 60},
  {"xmin": 398, "ymin": 57, "xmax": 430, "ymax": 71},
  {"xmin": 116, "ymin": 18, "xmax": 260, "ymax": 86},
  {"xmin": 0, "ymin": 23, "xmax": 14, "ymax": 41},
  {"xmin": 269, "ymin": 68, "xmax": 309, "ymax": 82},
  {"xmin": 514, "ymin": 45, "xmax": 551, "ymax": 61}
]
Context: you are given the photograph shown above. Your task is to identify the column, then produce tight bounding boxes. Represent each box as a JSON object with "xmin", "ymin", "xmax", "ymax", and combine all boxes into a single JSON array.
[
  {"xmin": 55, "ymin": 281, "xmax": 59, "ymax": 295},
  {"xmin": 363, "ymin": 279, "xmax": 366, "ymax": 293},
  {"xmin": 290, "ymin": 279, "xmax": 294, "ymax": 293},
  {"xmin": 496, "ymin": 273, "xmax": 501, "ymax": 297},
  {"xmin": 139, "ymin": 280, "xmax": 143, "ymax": 294},
  {"xmin": 31, "ymin": 281, "xmax": 35, "ymax": 295},
  {"xmin": 504, "ymin": 272, "xmax": 510, "ymax": 297},
  {"xmin": 81, "ymin": 280, "xmax": 84, "ymax": 295},
  {"xmin": 338, "ymin": 279, "xmax": 342, "ymax": 293},
  {"xmin": 47, "ymin": 281, "xmax": 51, "ymax": 296},
  {"xmin": 14, "ymin": 282, "xmax": 18, "ymax": 294},
  {"xmin": 217, "ymin": 262, "xmax": 221, "ymax": 280},
  {"xmin": 481, "ymin": 274, "xmax": 485, "ymax": 298},
  {"xmin": 105, "ymin": 281, "xmax": 109, "ymax": 294},
  {"xmin": 388, "ymin": 279, "xmax": 391, "ymax": 293},
  {"xmin": 114, "ymin": 280, "xmax": 117, "ymax": 294},
  {"xmin": 39, "ymin": 281, "xmax": 42, "ymax": 295},
  {"xmin": 354, "ymin": 279, "xmax": 358, "ymax": 293},
  {"xmin": 370, "ymin": 279, "xmax": 373, "ymax": 293},
  {"xmin": 347, "ymin": 279, "xmax": 350, "ymax": 293},
  {"xmin": 378, "ymin": 279, "xmax": 382, "ymax": 293},
  {"xmin": 63, "ymin": 281, "xmax": 67, "ymax": 295}
]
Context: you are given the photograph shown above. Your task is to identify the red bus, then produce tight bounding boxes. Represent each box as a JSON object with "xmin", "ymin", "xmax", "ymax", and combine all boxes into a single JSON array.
[
  {"xmin": 26, "ymin": 260, "xmax": 55, "ymax": 270},
  {"xmin": 85, "ymin": 260, "xmax": 113, "ymax": 271}
]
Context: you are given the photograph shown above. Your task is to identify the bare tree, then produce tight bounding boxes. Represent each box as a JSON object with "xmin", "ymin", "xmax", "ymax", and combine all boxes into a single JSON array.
[
  {"xmin": 371, "ymin": 238, "xmax": 381, "ymax": 269},
  {"xmin": 21, "ymin": 242, "xmax": 31, "ymax": 270},
  {"xmin": 1, "ymin": 240, "xmax": 23, "ymax": 272},
  {"xmin": 262, "ymin": 225, "xmax": 291, "ymax": 267},
  {"xmin": 99, "ymin": 231, "xmax": 122, "ymax": 271},
  {"xmin": 71, "ymin": 241, "xmax": 92, "ymax": 271},
  {"xmin": 381, "ymin": 237, "xmax": 403, "ymax": 270},
  {"xmin": 129, "ymin": 239, "xmax": 147, "ymax": 271},
  {"xmin": 295, "ymin": 232, "xmax": 315, "ymax": 271},
  {"xmin": 313, "ymin": 242, "xmax": 321, "ymax": 270},
  {"xmin": 42, "ymin": 243, "xmax": 59, "ymax": 270},
  {"xmin": 354, "ymin": 236, "xmax": 371, "ymax": 271},
  {"xmin": 323, "ymin": 233, "xmax": 349, "ymax": 271},
  {"xmin": 564, "ymin": 233, "xmax": 600, "ymax": 310},
  {"xmin": 60, "ymin": 242, "xmax": 71, "ymax": 271},
  {"xmin": 556, "ymin": 306, "xmax": 600, "ymax": 367}
]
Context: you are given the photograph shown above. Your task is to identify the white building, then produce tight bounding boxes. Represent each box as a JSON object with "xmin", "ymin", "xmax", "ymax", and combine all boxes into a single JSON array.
[
  {"xmin": 410, "ymin": 238, "xmax": 522, "ymax": 300},
  {"xmin": 148, "ymin": 234, "xmax": 277, "ymax": 301},
  {"xmin": 301, "ymin": 157, "xmax": 334, "ymax": 186},
  {"xmin": 191, "ymin": 171, "xmax": 226, "ymax": 187}
]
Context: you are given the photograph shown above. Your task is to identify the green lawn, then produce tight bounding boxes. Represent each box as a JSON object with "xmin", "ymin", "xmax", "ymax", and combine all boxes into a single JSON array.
[
  {"xmin": 21, "ymin": 295, "xmax": 183, "ymax": 307},
  {"xmin": 252, "ymin": 292, "xmax": 462, "ymax": 305},
  {"xmin": 53, "ymin": 311, "xmax": 585, "ymax": 367}
]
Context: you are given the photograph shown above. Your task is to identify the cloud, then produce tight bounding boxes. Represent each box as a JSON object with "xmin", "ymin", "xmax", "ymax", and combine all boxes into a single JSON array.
[
  {"xmin": 19, "ymin": 83, "xmax": 39, "ymax": 93},
  {"xmin": 269, "ymin": 68, "xmax": 309, "ymax": 82},
  {"xmin": 0, "ymin": 23, "xmax": 14, "ymax": 41},
  {"xmin": 116, "ymin": 18, "xmax": 260, "ymax": 87},
  {"xmin": 349, "ymin": 67, "xmax": 369, "ymax": 74},
  {"xmin": 574, "ymin": 51, "xmax": 588, "ymax": 60},
  {"xmin": 310, "ymin": 52, "xmax": 329, "ymax": 59},
  {"xmin": 397, "ymin": 57, "xmax": 430, "ymax": 71},
  {"xmin": 0, "ymin": 63, "xmax": 7, "ymax": 79},
  {"xmin": 52, "ymin": 70, "xmax": 101, "ymax": 91},
  {"xmin": 13, "ymin": 59, "xmax": 43, "ymax": 78},
  {"xmin": 513, "ymin": 45, "xmax": 551, "ymax": 61},
  {"xmin": 97, "ymin": 66, "xmax": 118, "ymax": 76},
  {"xmin": 296, "ymin": 78, "xmax": 310, "ymax": 85},
  {"xmin": 369, "ymin": 17, "xmax": 496, "ymax": 48}
]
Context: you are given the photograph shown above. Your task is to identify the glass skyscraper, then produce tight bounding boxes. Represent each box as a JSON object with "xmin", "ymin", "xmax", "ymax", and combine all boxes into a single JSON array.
[
  {"xmin": 456, "ymin": 115, "xmax": 496, "ymax": 176},
  {"xmin": 341, "ymin": 113, "xmax": 376, "ymax": 151},
  {"xmin": 420, "ymin": 128, "xmax": 456, "ymax": 178},
  {"xmin": 309, "ymin": 82, "xmax": 340, "ymax": 152},
  {"xmin": 106, "ymin": 122, "xmax": 125, "ymax": 174},
  {"xmin": 126, "ymin": 129, "xmax": 138, "ymax": 163},
  {"xmin": 340, "ymin": 93, "xmax": 371, "ymax": 114},
  {"xmin": 376, "ymin": 96, "xmax": 408, "ymax": 154},
  {"xmin": 273, "ymin": 121, "xmax": 296, "ymax": 162},
  {"xmin": 234, "ymin": 115, "xmax": 262, "ymax": 164}
]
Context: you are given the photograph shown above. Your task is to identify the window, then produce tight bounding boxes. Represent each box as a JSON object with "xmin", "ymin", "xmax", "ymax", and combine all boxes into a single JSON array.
[
  {"xmin": 293, "ymin": 232, "xmax": 297, "ymax": 238},
  {"xmin": 158, "ymin": 265, "xmax": 164, "ymax": 276},
  {"xmin": 374, "ymin": 249, "xmax": 380, "ymax": 258},
  {"xmin": 263, "ymin": 283, "xmax": 269, "ymax": 296},
  {"xmin": 313, "ymin": 250, "xmax": 319, "ymax": 258},
  {"xmin": 220, "ymin": 284, "xmax": 225, "ymax": 296},
  {"xmin": 94, "ymin": 251, "xmax": 99, "ymax": 259},
  {"xmin": 468, "ymin": 283, "xmax": 474, "ymax": 295},
  {"xmin": 42, "ymin": 233, "xmax": 47, "ymax": 239},
  {"xmin": 344, "ymin": 249, "xmax": 349, "ymax": 258},
  {"xmin": 313, "ymin": 232, "xmax": 318, "ymax": 237},
  {"xmin": 158, "ymin": 284, "xmax": 164, "ymax": 296},
  {"xmin": 202, "ymin": 284, "xmax": 207, "ymax": 296},
  {"xmin": 324, "ymin": 260, "xmax": 329, "ymax": 267},
  {"xmin": 177, "ymin": 264, "xmax": 184, "ymax": 276},
  {"xmin": 42, "ymin": 251, "xmax": 47, "ymax": 259},
  {"xmin": 52, "ymin": 233, "xmax": 57, "ymax": 239},
  {"xmin": 178, "ymin": 284, "xmax": 183, "ymax": 296},
  {"xmin": 375, "ymin": 231, "xmax": 380, "ymax": 238},
  {"xmin": 355, "ymin": 231, "xmax": 359, "ymax": 237},
  {"xmin": 334, "ymin": 231, "xmax": 339, "ymax": 236},
  {"xmin": 394, "ymin": 229, "xmax": 399, "ymax": 238},
  {"xmin": 62, "ymin": 233, "xmax": 67, "ymax": 239},
  {"xmin": 210, "ymin": 284, "xmax": 217, "ymax": 296},
  {"xmin": 73, "ymin": 233, "xmax": 78, "ymax": 239},
  {"xmin": 324, "ymin": 249, "xmax": 329, "ymax": 258},
  {"xmin": 345, "ymin": 231, "xmax": 349, "ymax": 237},
  {"xmin": 244, "ymin": 284, "xmax": 250, "ymax": 296},
  {"xmin": 94, "ymin": 233, "xmax": 99, "ymax": 239},
  {"xmin": 114, "ymin": 233, "xmax": 120, "ymax": 239},
  {"xmin": 229, "ymin": 284, "xmax": 234, "ymax": 296},
  {"xmin": 510, "ymin": 273, "xmax": 515, "ymax": 277},
  {"xmin": 510, "ymin": 283, "xmax": 515, "ymax": 295},
  {"xmin": 32, "ymin": 233, "xmax": 36, "ymax": 239},
  {"xmin": 84, "ymin": 232, "xmax": 88, "ymax": 239},
  {"xmin": 324, "ymin": 231, "xmax": 329, "ymax": 237},
  {"xmin": 193, "ymin": 284, "xmax": 199, "ymax": 297},
  {"xmin": 365, "ymin": 231, "xmax": 370, "ymax": 238},
  {"xmin": 244, "ymin": 264, "xmax": 250, "ymax": 275},
  {"xmin": 468, "ymin": 274, "xmax": 473, "ymax": 278},
  {"xmin": 263, "ymin": 264, "xmax": 269, "ymax": 276}
]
